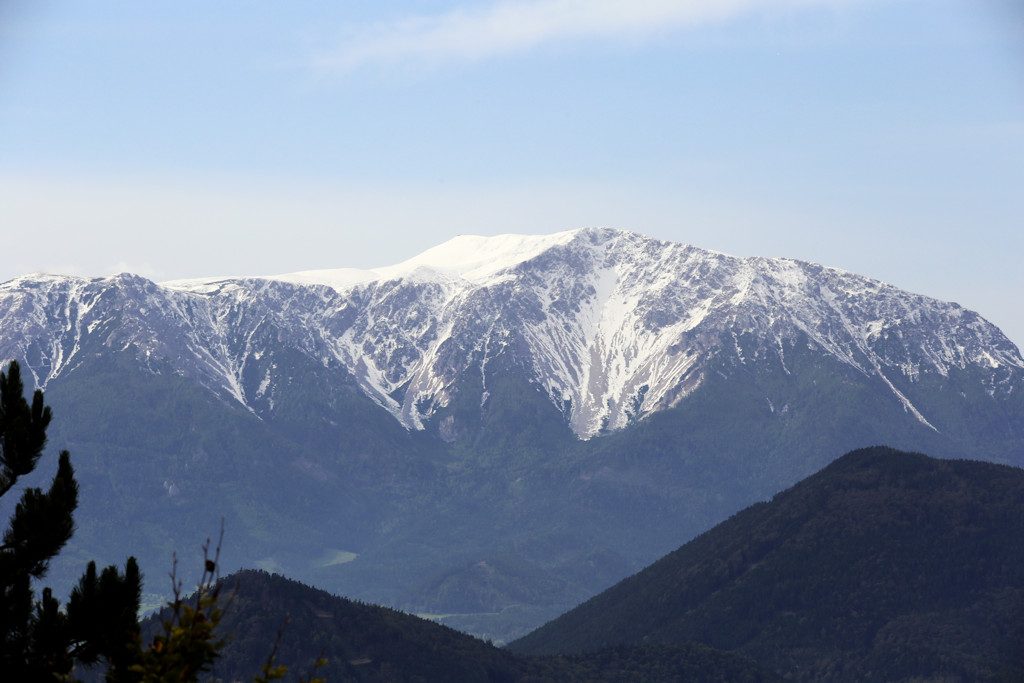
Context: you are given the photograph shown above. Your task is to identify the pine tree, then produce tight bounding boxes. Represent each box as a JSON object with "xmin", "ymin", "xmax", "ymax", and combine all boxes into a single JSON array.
[{"xmin": 0, "ymin": 360, "xmax": 142, "ymax": 678}]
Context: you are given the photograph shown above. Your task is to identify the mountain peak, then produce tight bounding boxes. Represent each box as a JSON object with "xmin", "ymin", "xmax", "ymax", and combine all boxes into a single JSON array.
[
  {"xmin": 4, "ymin": 229, "xmax": 1022, "ymax": 440},
  {"xmin": 266, "ymin": 227, "xmax": 641, "ymax": 290},
  {"xmin": 381, "ymin": 229, "xmax": 583, "ymax": 282},
  {"xmin": 161, "ymin": 228, "xmax": 676, "ymax": 293},
  {"xmin": 510, "ymin": 447, "xmax": 1024, "ymax": 680}
]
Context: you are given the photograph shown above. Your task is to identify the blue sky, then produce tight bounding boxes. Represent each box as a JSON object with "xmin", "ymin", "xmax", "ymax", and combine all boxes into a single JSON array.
[{"xmin": 1, "ymin": 1, "xmax": 1022, "ymax": 343}]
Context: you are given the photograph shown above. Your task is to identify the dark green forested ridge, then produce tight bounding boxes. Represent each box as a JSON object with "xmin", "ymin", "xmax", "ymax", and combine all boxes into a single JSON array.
[
  {"xmin": 158, "ymin": 569, "xmax": 776, "ymax": 682},
  {"xmin": 510, "ymin": 447, "xmax": 1024, "ymax": 682}
]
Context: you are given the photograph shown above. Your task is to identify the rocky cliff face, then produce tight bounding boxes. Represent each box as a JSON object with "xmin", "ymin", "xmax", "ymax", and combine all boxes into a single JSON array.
[{"xmin": 4, "ymin": 228, "xmax": 1021, "ymax": 441}]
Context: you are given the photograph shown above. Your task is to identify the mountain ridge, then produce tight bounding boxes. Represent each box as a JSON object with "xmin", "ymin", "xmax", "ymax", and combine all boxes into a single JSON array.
[
  {"xmin": 4, "ymin": 228, "xmax": 1021, "ymax": 440},
  {"xmin": 122, "ymin": 569, "xmax": 779, "ymax": 682},
  {"xmin": 3, "ymin": 229, "xmax": 1024, "ymax": 642},
  {"xmin": 510, "ymin": 447, "xmax": 1024, "ymax": 681}
]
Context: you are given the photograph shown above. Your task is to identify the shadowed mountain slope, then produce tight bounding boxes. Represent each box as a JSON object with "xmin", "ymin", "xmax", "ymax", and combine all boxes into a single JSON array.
[
  {"xmin": 511, "ymin": 447, "xmax": 1024, "ymax": 681},
  {"xmin": 147, "ymin": 570, "xmax": 776, "ymax": 682}
]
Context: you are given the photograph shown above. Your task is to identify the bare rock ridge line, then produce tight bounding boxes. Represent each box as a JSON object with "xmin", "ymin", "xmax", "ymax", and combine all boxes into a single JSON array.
[{"xmin": 1, "ymin": 228, "xmax": 1021, "ymax": 438}]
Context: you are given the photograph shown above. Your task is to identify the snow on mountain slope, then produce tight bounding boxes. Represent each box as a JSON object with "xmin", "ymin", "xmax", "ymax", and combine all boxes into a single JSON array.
[
  {"xmin": 3, "ymin": 229, "xmax": 1022, "ymax": 438},
  {"xmin": 164, "ymin": 232, "xmax": 581, "ymax": 292}
]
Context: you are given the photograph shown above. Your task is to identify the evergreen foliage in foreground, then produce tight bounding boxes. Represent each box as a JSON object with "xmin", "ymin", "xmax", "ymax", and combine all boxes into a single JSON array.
[
  {"xmin": 0, "ymin": 361, "xmax": 282, "ymax": 682},
  {"xmin": 0, "ymin": 360, "xmax": 142, "ymax": 679}
]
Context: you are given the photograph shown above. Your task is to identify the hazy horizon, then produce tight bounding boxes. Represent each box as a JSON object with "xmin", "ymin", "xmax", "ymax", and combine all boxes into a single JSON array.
[{"xmin": 1, "ymin": 1, "xmax": 1021, "ymax": 343}]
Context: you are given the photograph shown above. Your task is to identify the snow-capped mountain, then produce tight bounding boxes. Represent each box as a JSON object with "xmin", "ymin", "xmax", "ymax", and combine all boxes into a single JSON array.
[
  {"xmin": 2, "ymin": 228, "xmax": 1021, "ymax": 439},
  {"xmin": 5, "ymin": 227, "xmax": 1024, "ymax": 644}
]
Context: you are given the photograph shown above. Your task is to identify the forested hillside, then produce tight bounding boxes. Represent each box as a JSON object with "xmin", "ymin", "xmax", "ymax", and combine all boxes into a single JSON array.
[
  {"xmin": 511, "ymin": 447, "xmax": 1024, "ymax": 681},
  {"xmin": 147, "ymin": 570, "xmax": 775, "ymax": 682}
]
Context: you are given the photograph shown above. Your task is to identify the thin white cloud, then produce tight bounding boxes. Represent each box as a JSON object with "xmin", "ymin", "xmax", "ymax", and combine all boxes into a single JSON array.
[{"xmin": 316, "ymin": 0, "xmax": 852, "ymax": 72}]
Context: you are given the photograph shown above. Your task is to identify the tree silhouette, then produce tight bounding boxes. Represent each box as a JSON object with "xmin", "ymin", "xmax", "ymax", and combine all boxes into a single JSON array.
[{"xmin": 0, "ymin": 360, "xmax": 142, "ymax": 679}]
